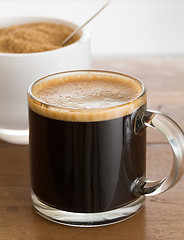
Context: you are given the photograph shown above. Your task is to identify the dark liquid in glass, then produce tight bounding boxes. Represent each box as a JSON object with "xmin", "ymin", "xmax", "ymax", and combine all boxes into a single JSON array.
[{"xmin": 29, "ymin": 105, "xmax": 146, "ymax": 213}]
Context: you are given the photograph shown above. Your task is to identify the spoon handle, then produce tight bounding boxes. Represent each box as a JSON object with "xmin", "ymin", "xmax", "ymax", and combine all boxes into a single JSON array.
[{"xmin": 61, "ymin": 0, "xmax": 111, "ymax": 47}]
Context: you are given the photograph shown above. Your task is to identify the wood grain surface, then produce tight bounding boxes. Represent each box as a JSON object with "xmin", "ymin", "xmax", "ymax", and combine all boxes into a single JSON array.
[{"xmin": 0, "ymin": 57, "xmax": 184, "ymax": 240}]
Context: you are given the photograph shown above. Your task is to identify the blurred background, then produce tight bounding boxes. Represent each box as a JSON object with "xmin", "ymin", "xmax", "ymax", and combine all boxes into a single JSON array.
[{"xmin": 0, "ymin": 0, "xmax": 183, "ymax": 56}]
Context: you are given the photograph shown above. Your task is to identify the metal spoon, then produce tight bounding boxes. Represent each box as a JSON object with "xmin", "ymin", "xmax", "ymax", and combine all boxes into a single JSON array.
[{"xmin": 61, "ymin": 0, "xmax": 111, "ymax": 47}]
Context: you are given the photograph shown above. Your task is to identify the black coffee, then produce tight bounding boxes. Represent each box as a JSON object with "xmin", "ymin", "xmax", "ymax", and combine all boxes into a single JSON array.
[{"xmin": 28, "ymin": 72, "xmax": 146, "ymax": 213}]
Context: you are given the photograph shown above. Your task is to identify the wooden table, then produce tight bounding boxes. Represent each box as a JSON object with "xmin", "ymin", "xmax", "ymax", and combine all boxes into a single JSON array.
[{"xmin": 1, "ymin": 57, "xmax": 184, "ymax": 240}]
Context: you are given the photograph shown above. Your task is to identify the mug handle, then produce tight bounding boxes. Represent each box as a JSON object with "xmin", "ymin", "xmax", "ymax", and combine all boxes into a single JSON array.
[
  {"xmin": 0, "ymin": 129, "xmax": 29, "ymax": 144},
  {"xmin": 132, "ymin": 109, "xmax": 184, "ymax": 196}
]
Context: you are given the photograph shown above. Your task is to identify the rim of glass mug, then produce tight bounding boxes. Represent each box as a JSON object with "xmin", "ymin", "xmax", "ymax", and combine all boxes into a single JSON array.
[
  {"xmin": 27, "ymin": 70, "xmax": 147, "ymax": 122},
  {"xmin": 0, "ymin": 16, "xmax": 90, "ymax": 57}
]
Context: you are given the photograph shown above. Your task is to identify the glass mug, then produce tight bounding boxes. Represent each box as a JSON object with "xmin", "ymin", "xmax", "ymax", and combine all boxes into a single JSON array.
[{"xmin": 27, "ymin": 70, "xmax": 184, "ymax": 227}]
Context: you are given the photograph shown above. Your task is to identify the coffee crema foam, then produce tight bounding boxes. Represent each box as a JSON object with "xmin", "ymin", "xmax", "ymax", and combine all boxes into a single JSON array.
[{"xmin": 28, "ymin": 73, "xmax": 146, "ymax": 122}]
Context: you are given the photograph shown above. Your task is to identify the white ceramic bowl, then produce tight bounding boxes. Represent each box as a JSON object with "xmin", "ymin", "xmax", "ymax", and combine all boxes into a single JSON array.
[{"xmin": 0, "ymin": 16, "xmax": 91, "ymax": 144}]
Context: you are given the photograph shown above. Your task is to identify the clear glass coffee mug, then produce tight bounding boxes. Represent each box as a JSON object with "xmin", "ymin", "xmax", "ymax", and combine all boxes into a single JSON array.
[
  {"xmin": 26, "ymin": 70, "xmax": 184, "ymax": 227},
  {"xmin": 1, "ymin": 70, "xmax": 181, "ymax": 227}
]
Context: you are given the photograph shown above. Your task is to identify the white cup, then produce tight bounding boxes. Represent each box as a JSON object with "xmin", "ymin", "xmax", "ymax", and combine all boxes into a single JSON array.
[{"xmin": 0, "ymin": 16, "xmax": 91, "ymax": 144}]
